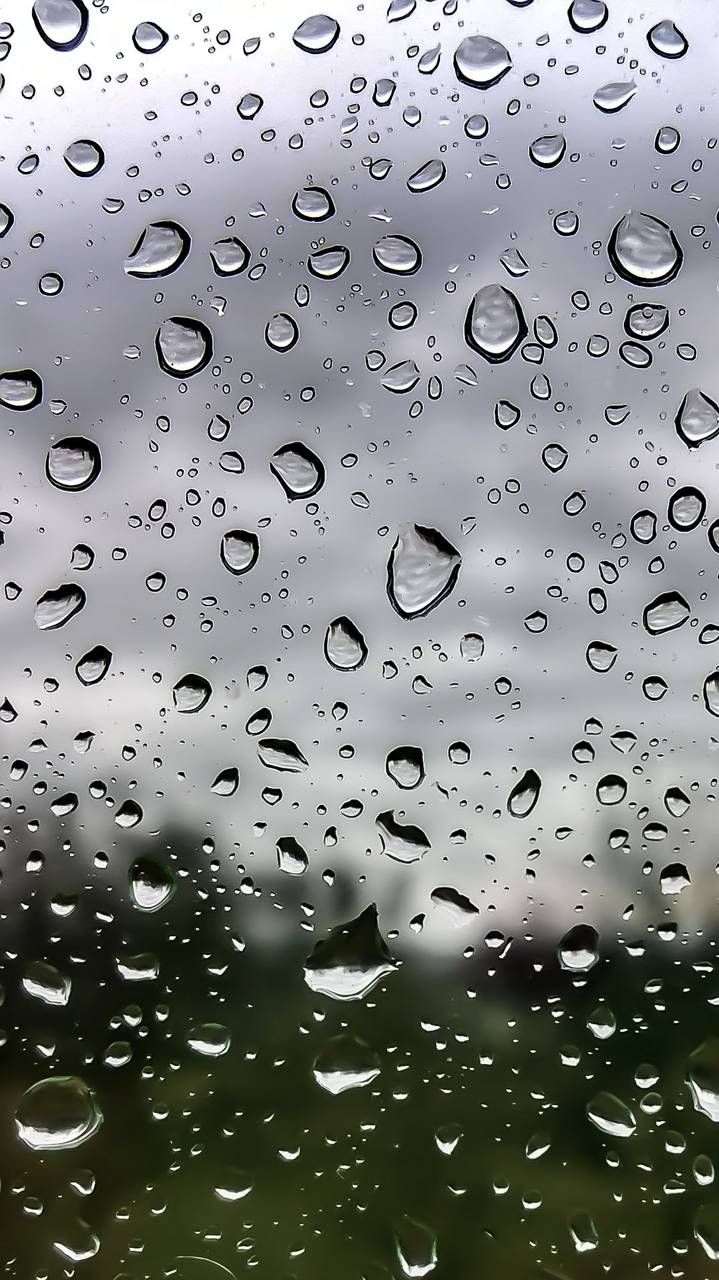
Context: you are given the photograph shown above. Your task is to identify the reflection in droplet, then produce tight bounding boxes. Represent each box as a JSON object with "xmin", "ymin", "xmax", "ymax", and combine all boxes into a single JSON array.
[
  {"xmin": 373, "ymin": 235, "xmax": 422, "ymax": 275},
  {"xmin": 292, "ymin": 14, "xmax": 340, "ymax": 54},
  {"xmin": 130, "ymin": 857, "xmax": 175, "ymax": 912},
  {"xmin": 324, "ymin": 616, "xmax": 368, "ymax": 670},
  {"xmin": 608, "ymin": 211, "xmax": 682, "ymax": 286},
  {"xmin": 32, "ymin": 0, "xmax": 88, "ymax": 51},
  {"xmin": 125, "ymin": 221, "xmax": 190, "ymax": 278},
  {"xmin": 465, "ymin": 283, "xmax": 526, "ymax": 362},
  {"xmin": 63, "ymin": 138, "xmax": 104, "ymax": 176},
  {"xmin": 0, "ymin": 368, "xmax": 42, "ymax": 410},
  {"xmin": 156, "ymin": 316, "xmax": 212, "ymax": 377},
  {"xmin": 172, "ymin": 673, "xmax": 212, "ymax": 713},
  {"xmin": 507, "ymin": 768, "xmax": 541, "ymax": 817},
  {"xmin": 675, "ymin": 389, "xmax": 719, "ymax": 449},
  {"xmin": 642, "ymin": 591, "xmax": 690, "ymax": 635},
  {"xmin": 35, "ymin": 583, "xmax": 86, "ymax": 630},
  {"xmin": 220, "ymin": 529, "xmax": 259, "ymax": 575},
  {"xmin": 304, "ymin": 904, "xmax": 396, "ymax": 1000},
  {"xmin": 16, "ymin": 1076, "xmax": 102, "ymax": 1150},
  {"xmin": 387, "ymin": 523, "xmax": 461, "ymax": 619},
  {"xmin": 313, "ymin": 1034, "xmax": 381, "ymax": 1094},
  {"xmin": 46, "ymin": 437, "xmax": 101, "ymax": 490},
  {"xmin": 453, "ymin": 35, "xmax": 512, "ymax": 89}
]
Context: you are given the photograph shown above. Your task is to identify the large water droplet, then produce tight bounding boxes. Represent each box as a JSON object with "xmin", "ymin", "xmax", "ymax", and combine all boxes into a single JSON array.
[
  {"xmin": 292, "ymin": 14, "xmax": 340, "ymax": 54},
  {"xmin": 377, "ymin": 810, "xmax": 430, "ymax": 862},
  {"xmin": 464, "ymin": 283, "xmax": 526, "ymax": 362},
  {"xmin": 387, "ymin": 523, "xmax": 461, "ymax": 619},
  {"xmin": 642, "ymin": 590, "xmax": 690, "ymax": 635},
  {"xmin": 132, "ymin": 21, "xmax": 168, "ymax": 53},
  {"xmin": 528, "ymin": 133, "xmax": 566, "ymax": 166},
  {"xmin": 210, "ymin": 236, "xmax": 249, "ymax": 276},
  {"xmin": 172, "ymin": 673, "xmax": 212, "ymax": 713},
  {"xmin": 16, "ymin": 1076, "xmax": 102, "ymax": 1150},
  {"xmin": 647, "ymin": 19, "xmax": 688, "ymax": 58},
  {"xmin": 324, "ymin": 616, "xmax": 368, "ymax": 670},
  {"xmin": 75, "ymin": 644, "xmax": 111, "ymax": 685},
  {"xmin": 373, "ymin": 235, "xmax": 422, "ymax": 275},
  {"xmin": 46, "ymin": 436, "xmax": 101, "ymax": 490},
  {"xmin": 507, "ymin": 768, "xmax": 541, "ymax": 817},
  {"xmin": 257, "ymin": 738, "xmax": 309, "ymax": 772},
  {"xmin": 453, "ymin": 35, "xmax": 512, "ymax": 88},
  {"xmin": 386, "ymin": 745, "xmax": 425, "ymax": 789},
  {"xmin": 307, "ymin": 245, "xmax": 350, "ymax": 278},
  {"xmin": 624, "ymin": 303, "xmax": 668, "ymax": 340},
  {"xmin": 430, "ymin": 886, "xmax": 479, "ymax": 925},
  {"xmin": 608, "ymin": 210, "xmax": 682, "ymax": 286},
  {"xmin": 592, "ymin": 79, "xmax": 636, "ymax": 113},
  {"xmin": 130, "ymin": 857, "xmax": 175, "ymax": 912},
  {"xmin": 35, "ymin": 583, "xmax": 86, "ymax": 630},
  {"xmin": 32, "ymin": 0, "xmax": 88, "ymax": 51},
  {"xmin": 270, "ymin": 442, "xmax": 325, "ymax": 499},
  {"xmin": 220, "ymin": 529, "xmax": 259, "ymax": 575},
  {"xmin": 668, "ymin": 486, "xmax": 705, "ymax": 531},
  {"xmin": 125, "ymin": 221, "xmax": 190, "ymax": 278},
  {"xmin": 0, "ymin": 368, "xmax": 42, "ymax": 410},
  {"xmin": 63, "ymin": 138, "xmax": 104, "ymax": 176},
  {"xmin": 23, "ymin": 960, "xmax": 71, "ymax": 1007},
  {"xmin": 675, "ymin": 389, "xmax": 719, "ymax": 449},
  {"xmin": 313, "ymin": 1034, "xmax": 381, "ymax": 1094},
  {"xmin": 587, "ymin": 1091, "xmax": 636, "ymax": 1138},
  {"xmin": 407, "ymin": 159, "xmax": 446, "ymax": 193},
  {"xmin": 155, "ymin": 316, "xmax": 212, "ymax": 377},
  {"xmin": 558, "ymin": 924, "xmax": 599, "ymax": 973},
  {"xmin": 292, "ymin": 185, "xmax": 335, "ymax": 220},
  {"xmin": 568, "ymin": 0, "xmax": 607, "ymax": 33},
  {"xmin": 265, "ymin": 312, "xmax": 299, "ymax": 352},
  {"xmin": 304, "ymin": 904, "xmax": 396, "ymax": 1000},
  {"xmin": 394, "ymin": 1216, "xmax": 438, "ymax": 1278}
]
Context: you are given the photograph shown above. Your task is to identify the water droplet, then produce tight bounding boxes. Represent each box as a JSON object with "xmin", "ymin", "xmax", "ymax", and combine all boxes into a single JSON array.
[
  {"xmin": 464, "ymin": 283, "xmax": 526, "ymax": 362},
  {"xmin": 210, "ymin": 236, "xmax": 249, "ymax": 276},
  {"xmin": 220, "ymin": 529, "xmax": 259, "ymax": 575},
  {"xmin": 270, "ymin": 442, "xmax": 325, "ymax": 500},
  {"xmin": 704, "ymin": 671, "xmax": 719, "ymax": 716},
  {"xmin": 387, "ymin": 523, "xmax": 461, "ymax": 619},
  {"xmin": 304, "ymin": 903, "xmax": 396, "ymax": 1000},
  {"xmin": 675, "ymin": 388, "xmax": 719, "ymax": 449},
  {"xmin": 453, "ymin": 35, "xmax": 512, "ymax": 89},
  {"xmin": 313, "ymin": 1034, "xmax": 381, "ymax": 1094},
  {"xmin": 16, "ymin": 1076, "xmax": 101, "ymax": 1150},
  {"xmin": 23, "ymin": 960, "xmax": 71, "ymax": 1007},
  {"xmin": 63, "ymin": 138, "xmax": 104, "ymax": 176},
  {"xmin": 460, "ymin": 632, "xmax": 484, "ymax": 660},
  {"xmin": 647, "ymin": 19, "xmax": 688, "ymax": 59},
  {"xmin": 655, "ymin": 124, "xmax": 680, "ymax": 153},
  {"xmin": 624, "ymin": 303, "xmax": 668, "ymax": 340},
  {"xmin": 292, "ymin": 185, "xmax": 335, "ymax": 220},
  {"xmin": 172, "ymin": 673, "xmax": 212, "ymax": 713},
  {"xmin": 688, "ymin": 1040, "xmax": 719, "ymax": 1121},
  {"xmin": 276, "ymin": 835, "xmax": 309, "ymax": 874},
  {"xmin": 46, "ymin": 436, "xmax": 101, "ymax": 490},
  {"xmin": 660, "ymin": 862, "xmax": 691, "ymax": 894},
  {"xmin": 211, "ymin": 766, "xmax": 239, "ymax": 796},
  {"xmin": 529, "ymin": 133, "xmax": 566, "ymax": 166},
  {"xmin": 373, "ymin": 234, "xmax": 422, "ymax": 275},
  {"xmin": 35, "ymin": 583, "xmax": 86, "ymax": 630},
  {"xmin": 587, "ymin": 1091, "xmax": 636, "ymax": 1138},
  {"xmin": 431, "ymin": 885, "xmax": 479, "ymax": 925},
  {"xmin": 265, "ymin": 312, "xmax": 299, "ymax": 352},
  {"xmin": 377, "ymin": 811, "xmax": 430, "ymax": 862},
  {"xmin": 558, "ymin": 923, "xmax": 599, "ymax": 972},
  {"xmin": 324, "ymin": 616, "xmax": 367, "ymax": 670},
  {"xmin": 507, "ymin": 768, "xmax": 541, "ymax": 817},
  {"xmin": 75, "ymin": 644, "xmax": 111, "ymax": 685},
  {"xmin": 156, "ymin": 316, "xmax": 212, "ymax": 377},
  {"xmin": 407, "ymin": 159, "xmax": 446, "ymax": 193},
  {"xmin": 188, "ymin": 1023, "xmax": 231, "ymax": 1056},
  {"xmin": 32, "ymin": 0, "xmax": 88, "ymax": 52},
  {"xmin": 0, "ymin": 368, "xmax": 42, "ymax": 410},
  {"xmin": 125, "ymin": 221, "xmax": 190, "ymax": 278},
  {"xmin": 394, "ymin": 1216, "xmax": 438, "ymax": 1278},
  {"xmin": 130, "ymin": 857, "xmax": 175, "ymax": 911},
  {"xmin": 568, "ymin": 0, "xmax": 607, "ymax": 33},
  {"xmin": 293, "ymin": 14, "xmax": 340, "ymax": 54},
  {"xmin": 307, "ymin": 244, "xmax": 350, "ymax": 278},
  {"xmin": 592, "ymin": 79, "xmax": 636, "ymax": 113},
  {"xmin": 258, "ymin": 738, "xmax": 308, "ymax": 772},
  {"xmin": 668, "ymin": 486, "xmax": 705, "ymax": 531},
  {"xmin": 132, "ymin": 21, "xmax": 168, "ymax": 54},
  {"xmin": 386, "ymin": 746, "xmax": 425, "ymax": 789},
  {"xmin": 643, "ymin": 590, "xmax": 690, "ymax": 635},
  {"xmin": 608, "ymin": 210, "xmax": 682, "ymax": 286}
]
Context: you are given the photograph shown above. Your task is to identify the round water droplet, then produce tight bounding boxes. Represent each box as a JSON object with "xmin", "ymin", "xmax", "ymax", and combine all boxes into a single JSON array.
[
  {"xmin": 624, "ymin": 303, "xmax": 668, "ymax": 340},
  {"xmin": 39, "ymin": 272, "xmax": 63, "ymax": 296},
  {"xmin": 453, "ymin": 34, "xmax": 512, "ymax": 89},
  {"xmin": 313, "ymin": 1033, "xmax": 381, "ymax": 1094},
  {"xmin": 608, "ymin": 210, "xmax": 682, "ymax": 286},
  {"xmin": 35, "ymin": 583, "xmax": 85, "ymax": 630},
  {"xmin": 130, "ymin": 857, "xmax": 175, "ymax": 911},
  {"xmin": 596, "ymin": 773, "xmax": 627, "ymax": 805},
  {"xmin": 460, "ymin": 632, "xmax": 484, "ymax": 660},
  {"xmin": 220, "ymin": 529, "xmax": 259, "ymax": 575},
  {"xmin": 307, "ymin": 244, "xmax": 350, "ymax": 278},
  {"xmin": 156, "ymin": 316, "xmax": 212, "ymax": 377},
  {"xmin": 386, "ymin": 746, "xmax": 425, "ymax": 789},
  {"xmin": 558, "ymin": 923, "xmax": 599, "ymax": 973},
  {"xmin": 668, "ymin": 486, "xmax": 705, "ymax": 531},
  {"xmin": 125, "ymin": 221, "xmax": 190, "ymax": 278},
  {"xmin": 172, "ymin": 673, "xmax": 212, "ymax": 713},
  {"xmin": 292, "ymin": 185, "xmax": 335, "ymax": 220},
  {"xmin": 507, "ymin": 768, "xmax": 541, "ymax": 817},
  {"xmin": 647, "ymin": 19, "xmax": 688, "ymax": 58},
  {"xmin": 265, "ymin": 312, "xmax": 299, "ymax": 352},
  {"xmin": 0, "ymin": 368, "xmax": 42, "ymax": 410},
  {"xmin": 63, "ymin": 138, "xmax": 104, "ymax": 176},
  {"xmin": 32, "ymin": 0, "xmax": 88, "ymax": 51},
  {"xmin": 373, "ymin": 235, "xmax": 422, "ymax": 275},
  {"xmin": 465, "ymin": 283, "xmax": 526, "ymax": 362},
  {"xmin": 324, "ymin": 616, "xmax": 367, "ymax": 670},
  {"xmin": 210, "ymin": 236, "xmax": 249, "ymax": 276},
  {"xmin": 75, "ymin": 644, "xmax": 111, "ymax": 685},
  {"xmin": 292, "ymin": 14, "xmax": 340, "ymax": 54},
  {"xmin": 46, "ymin": 436, "xmax": 101, "ymax": 491},
  {"xmin": 655, "ymin": 124, "xmax": 680, "ymax": 154},
  {"xmin": 528, "ymin": 133, "xmax": 566, "ymax": 167},
  {"xmin": 568, "ymin": 0, "xmax": 607, "ymax": 33},
  {"xmin": 643, "ymin": 590, "xmax": 690, "ymax": 635},
  {"xmin": 132, "ymin": 21, "xmax": 168, "ymax": 53},
  {"xmin": 188, "ymin": 1023, "xmax": 231, "ymax": 1056},
  {"xmin": 304, "ymin": 904, "xmax": 396, "ymax": 1000},
  {"xmin": 387, "ymin": 523, "xmax": 461, "ymax": 619},
  {"xmin": 16, "ymin": 1076, "xmax": 101, "ymax": 1150}
]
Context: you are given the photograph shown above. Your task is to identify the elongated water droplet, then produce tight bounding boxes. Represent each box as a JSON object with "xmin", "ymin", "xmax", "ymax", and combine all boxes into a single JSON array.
[
  {"xmin": 75, "ymin": 644, "xmax": 111, "ymax": 685},
  {"xmin": 377, "ymin": 810, "xmax": 430, "ymax": 862},
  {"xmin": 307, "ymin": 244, "xmax": 350, "ymax": 278},
  {"xmin": 258, "ymin": 738, "xmax": 308, "ymax": 772},
  {"xmin": 587, "ymin": 1091, "xmax": 636, "ymax": 1138},
  {"xmin": 507, "ymin": 768, "xmax": 541, "ymax": 817},
  {"xmin": 465, "ymin": 283, "xmax": 526, "ymax": 362},
  {"xmin": 643, "ymin": 590, "xmax": 690, "ymax": 635},
  {"xmin": 592, "ymin": 79, "xmax": 636, "ymax": 113},
  {"xmin": 688, "ymin": 1040, "xmax": 719, "ymax": 1122},
  {"xmin": 529, "ymin": 133, "xmax": 566, "ymax": 166},
  {"xmin": 324, "ymin": 616, "xmax": 367, "ymax": 670},
  {"xmin": 431, "ymin": 885, "xmax": 479, "ymax": 925},
  {"xmin": 211, "ymin": 766, "xmax": 239, "ymax": 796},
  {"xmin": 0, "ymin": 368, "xmax": 42, "ymax": 410},
  {"xmin": 373, "ymin": 235, "xmax": 422, "ymax": 274},
  {"xmin": 35, "ymin": 583, "xmax": 86, "ymax": 630},
  {"xmin": 394, "ymin": 1216, "xmax": 438, "ymax": 1278},
  {"xmin": 210, "ymin": 236, "xmax": 249, "ymax": 276},
  {"xmin": 407, "ymin": 159, "xmax": 446, "ymax": 193},
  {"xmin": 125, "ymin": 221, "xmax": 190, "ymax": 278},
  {"xmin": 293, "ymin": 14, "xmax": 340, "ymax": 54},
  {"xmin": 675, "ymin": 388, "xmax": 719, "ymax": 449}
]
